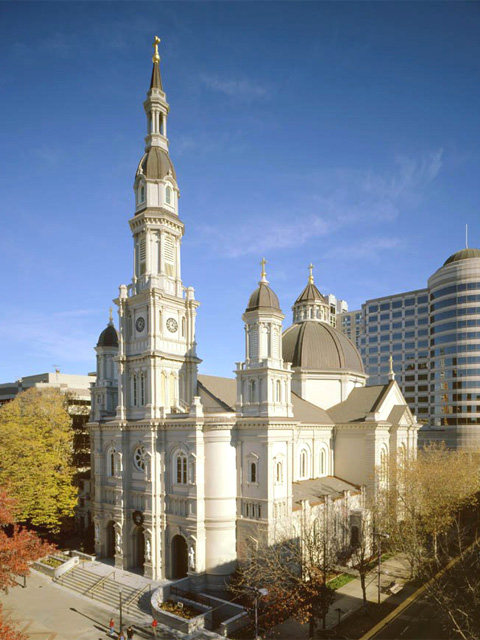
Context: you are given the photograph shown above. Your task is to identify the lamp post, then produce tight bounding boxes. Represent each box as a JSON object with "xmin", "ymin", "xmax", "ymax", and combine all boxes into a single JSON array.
[
  {"xmin": 119, "ymin": 587, "xmax": 123, "ymax": 632},
  {"xmin": 373, "ymin": 531, "xmax": 389, "ymax": 604},
  {"xmin": 245, "ymin": 586, "xmax": 268, "ymax": 640}
]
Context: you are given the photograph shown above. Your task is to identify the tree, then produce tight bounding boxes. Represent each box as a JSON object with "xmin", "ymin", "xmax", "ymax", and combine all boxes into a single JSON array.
[
  {"xmin": 0, "ymin": 387, "xmax": 78, "ymax": 533},
  {"xmin": 0, "ymin": 487, "xmax": 54, "ymax": 639},
  {"xmin": 377, "ymin": 443, "xmax": 480, "ymax": 579},
  {"xmin": 230, "ymin": 516, "xmax": 338, "ymax": 639}
]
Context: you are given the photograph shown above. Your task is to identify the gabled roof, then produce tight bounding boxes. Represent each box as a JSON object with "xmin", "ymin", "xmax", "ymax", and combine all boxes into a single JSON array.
[
  {"xmin": 197, "ymin": 374, "xmax": 333, "ymax": 424},
  {"xmin": 293, "ymin": 476, "xmax": 360, "ymax": 504},
  {"xmin": 327, "ymin": 384, "xmax": 390, "ymax": 423}
]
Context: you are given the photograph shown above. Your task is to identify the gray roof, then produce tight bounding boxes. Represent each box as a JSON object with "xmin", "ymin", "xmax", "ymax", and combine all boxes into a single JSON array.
[
  {"xmin": 97, "ymin": 323, "xmax": 119, "ymax": 348},
  {"xmin": 327, "ymin": 384, "xmax": 391, "ymax": 423},
  {"xmin": 293, "ymin": 477, "xmax": 360, "ymax": 504},
  {"xmin": 295, "ymin": 282, "xmax": 327, "ymax": 305},
  {"xmin": 197, "ymin": 374, "xmax": 332, "ymax": 424},
  {"xmin": 150, "ymin": 60, "xmax": 163, "ymax": 91},
  {"xmin": 282, "ymin": 321, "xmax": 364, "ymax": 373},
  {"xmin": 246, "ymin": 282, "xmax": 281, "ymax": 312},
  {"xmin": 136, "ymin": 147, "xmax": 176, "ymax": 181},
  {"xmin": 443, "ymin": 248, "xmax": 480, "ymax": 266}
]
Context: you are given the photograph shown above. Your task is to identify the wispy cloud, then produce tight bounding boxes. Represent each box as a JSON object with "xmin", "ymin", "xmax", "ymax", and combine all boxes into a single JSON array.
[
  {"xmin": 0, "ymin": 309, "xmax": 98, "ymax": 368},
  {"xmin": 200, "ymin": 73, "xmax": 272, "ymax": 100},
  {"xmin": 324, "ymin": 236, "xmax": 404, "ymax": 261},
  {"xmin": 192, "ymin": 149, "xmax": 443, "ymax": 258}
]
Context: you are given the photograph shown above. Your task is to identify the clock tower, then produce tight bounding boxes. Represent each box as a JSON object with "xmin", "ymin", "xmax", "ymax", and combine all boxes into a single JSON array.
[{"xmin": 115, "ymin": 37, "xmax": 200, "ymax": 420}]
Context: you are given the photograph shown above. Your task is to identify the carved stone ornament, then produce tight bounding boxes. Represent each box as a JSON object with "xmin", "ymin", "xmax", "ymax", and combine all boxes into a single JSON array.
[{"xmin": 132, "ymin": 510, "xmax": 144, "ymax": 526}]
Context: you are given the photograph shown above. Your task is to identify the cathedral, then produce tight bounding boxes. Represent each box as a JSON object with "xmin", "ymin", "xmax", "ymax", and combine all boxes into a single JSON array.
[{"xmin": 89, "ymin": 39, "xmax": 419, "ymax": 591}]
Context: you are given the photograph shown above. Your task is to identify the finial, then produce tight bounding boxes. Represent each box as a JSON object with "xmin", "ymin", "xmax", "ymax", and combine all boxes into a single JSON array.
[
  {"xmin": 388, "ymin": 354, "xmax": 395, "ymax": 381},
  {"xmin": 308, "ymin": 263, "xmax": 314, "ymax": 284},
  {"xmin": 260, "ymin": 257, "xmax": 268, "ymax": 284},
  {"xmin": 466, "ymin": 223, "xmax": 468, "ymax": 249},
  {"xmin": 152, "ymin": 36, "xmax": 161, "ymax": 64},
  {"xmin": 109, "ymin": 307, "xmax": 113, "ymax": 325}
]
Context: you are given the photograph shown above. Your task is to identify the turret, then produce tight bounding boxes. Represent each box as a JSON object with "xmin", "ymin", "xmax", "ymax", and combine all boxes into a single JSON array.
[
  {"xmin": 92, "ymin": 310, "xmax": 119, "ymax": 420},
  {"xmin": 236, "ymin": 259, "xmax": 293, "ymax": 417}
]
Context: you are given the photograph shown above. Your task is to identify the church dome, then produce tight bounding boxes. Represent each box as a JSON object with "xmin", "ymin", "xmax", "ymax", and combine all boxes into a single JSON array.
[
  {"xmin": 295, "ymin": 281, "xmax": 327, "ymax": 305},
  {"xmin": 246, "ymin": 282, "xmax": 281, "ymax": 312},
  {"xmin": 97, "ymin": 323, "xmax": 119, "ymax": 348},
  {"xmin": 282, "ymin": 321, "xmax": 364, "ymax": 373},
  {"xmin": 136, "ymin": 147, "xmax": 176, "ymax": 181},
  {"xmin": 443, "ymin": 248, "xmax": 480, "ymax": 266}
]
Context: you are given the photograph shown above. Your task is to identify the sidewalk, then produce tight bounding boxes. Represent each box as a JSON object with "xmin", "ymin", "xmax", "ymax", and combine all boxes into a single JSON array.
[
  {"xmin": 0, "ymin": 570, "xmax": 220, "ymax": 640},
  {"xmin": 273, "ymin": 555, "xmax": 412, "ymax": 639}
]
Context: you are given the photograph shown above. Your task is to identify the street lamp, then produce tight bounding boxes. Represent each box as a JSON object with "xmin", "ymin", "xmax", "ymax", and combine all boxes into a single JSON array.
[
  {"xmin": 119, "ymin": 587, "xmax": 123, "ymax": 632},
  {"xmin": 245, "ymin": 586, "xmax": 268, "ymax": 640},
  {"xmin": 373, "ymin": 531, "xmax": 390, "ymax": 604}
]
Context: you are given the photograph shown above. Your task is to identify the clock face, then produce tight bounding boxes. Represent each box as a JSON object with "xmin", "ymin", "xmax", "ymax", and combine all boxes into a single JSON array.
[
  {"xmin": 166, "ymin": 317, "xmax": 178, "ymax": 333},
  {"xmin": 135, "ymin": 316, "xmax": 145, "ymax": 332}
]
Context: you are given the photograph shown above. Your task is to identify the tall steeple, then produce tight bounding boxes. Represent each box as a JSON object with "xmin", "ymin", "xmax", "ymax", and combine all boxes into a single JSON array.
[{"xmin": 114, "ymin": 39, "xmax": 200, "ymax": 420}]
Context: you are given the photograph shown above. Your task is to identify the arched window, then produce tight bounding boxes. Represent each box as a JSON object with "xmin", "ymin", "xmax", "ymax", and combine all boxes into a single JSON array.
[
  {"xmin": 320, "ymin": 449, "xmax": 327, "ymax": 476},
  {"xmin": 188, "ymin": 455, "xmax": 196, "ymax": 484},
  {"xmin": 276, "ymin": 460, "xmax": 283, "ymax": 484},
  {"xmin": 140, "ymin": 372, "xmax": 146, "ymax": 406},
  {"xmin": 250, "ymin": 379, "xmax": 256, "ymax": 402},
  {"xmin": 133, "ymin": 373, "xmax": 137, "ymax": 406},
  {"xmin": 139, "ymin": 184, "xmax": 145, "ymax": 204},
  {"xmin": 107, "ymin": 447, "xmax": 115, "ymax": 476},
  {"xmin": 300, "ymin": 449, "xmax": 308, "ymax": 479},
  {"xmin": 182, "ymin": 317, "xmax": 185, "ymax": 337},
  {"xmin": 249, "ymin": 461, "xmax": 257, "ymax": 483},
  {"xmin": 276, "ymin": 380, "xmax": 281, "ymax": 402},
  {"xmin": 165, "ymin": 185, "xmax": 172, "ymax": 205},
  {"xmin": 351, "ymin": 525, "xmax": 360, "ymax": 547},
  {"xmin": 176, "ymin": 452, "xmax": 187, "ymax": 484},
  {"xmin": 380, "ymin": 446, "xmax": 389, "ymax": 484}
]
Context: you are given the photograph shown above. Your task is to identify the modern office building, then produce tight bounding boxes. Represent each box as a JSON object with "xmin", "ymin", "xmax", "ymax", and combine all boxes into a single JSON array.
[{"xmin": 338, "ymin": 248, "xmax": 480, "ymax": 449}]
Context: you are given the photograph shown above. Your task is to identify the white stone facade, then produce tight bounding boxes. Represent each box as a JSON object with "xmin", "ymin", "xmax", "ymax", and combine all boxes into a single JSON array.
[{"xmin": 88, "ymin": 47, "xmax": 419, "ymax": 591}]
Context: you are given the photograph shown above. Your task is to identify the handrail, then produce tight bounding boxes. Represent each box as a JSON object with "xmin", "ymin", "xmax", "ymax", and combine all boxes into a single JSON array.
[
  {"xmin": 124, "ymin": 581, "xmax": 151, "ymax": 613},
  {"xmin": 85, "ymin": 570, "xmax": 115, "ymax": 597}
]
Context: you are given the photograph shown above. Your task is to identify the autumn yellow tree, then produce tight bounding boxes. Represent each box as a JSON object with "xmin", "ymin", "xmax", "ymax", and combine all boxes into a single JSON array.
[
  {"xmin": 0, "ymin": 387, "xmax": 78, "ymax": 533},
  {"xmin": 377, "ymin": 443, "xmax": 480, "ymax": 578}
]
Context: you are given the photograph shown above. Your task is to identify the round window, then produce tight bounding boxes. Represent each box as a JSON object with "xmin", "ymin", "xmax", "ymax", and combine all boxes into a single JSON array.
[{"xmin": 133, "ymin": 445, "xmax": 146, "ymax": 471}]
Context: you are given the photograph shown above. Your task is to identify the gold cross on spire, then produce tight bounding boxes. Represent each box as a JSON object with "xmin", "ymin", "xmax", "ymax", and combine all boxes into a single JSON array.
[
  {"xmin": 260, "ymin": 257, "xmax": 267, "ymax": 283},
  {"xmin": 388, "ymin": 354, "xmax": 395, "ymax": 381},
  {"xmin": 308, "ymin": 263, "xmax": 314, "ymax": 284},
  {"xmin": 152, "ymin": 36, "xmax": 161, "ymax": 63}
]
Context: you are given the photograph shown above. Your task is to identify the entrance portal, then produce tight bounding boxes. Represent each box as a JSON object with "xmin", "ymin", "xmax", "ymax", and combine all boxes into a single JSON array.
[
  {"xmin": 132, "ymin": 526, "xmax": 145, "ymax": 572},
  {"xmin": 105, "ymin": 521, "xmax": 115, "ymax": 558},
  {"xmin": 172, "ymin": 535, "xmax": 188, "ymax": 579}
]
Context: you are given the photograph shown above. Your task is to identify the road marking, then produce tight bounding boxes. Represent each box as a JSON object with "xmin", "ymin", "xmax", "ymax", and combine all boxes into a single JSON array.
[{"xmin": 359, "ymin": 538, "xmax": 480, "ymax": 640}]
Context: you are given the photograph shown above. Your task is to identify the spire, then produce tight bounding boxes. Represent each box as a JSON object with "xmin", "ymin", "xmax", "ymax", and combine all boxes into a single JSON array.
[
  {"xmin": 150, "ymin": 36, "xmax": 163, "ymax": 91},
  {"xmin": 260, "ymin": 257, "xmax": 268, "ymax": 284},
  {"xmin": 308, "ymin": 263, "xmax": 314, "ymax": 284},
  {"xmin": 108, "ymin": 307, "xmax": 114, "ymax": 326},
  {"xmin": 388, "ymin": 354, "xmax": 395, "ymax": 381}
]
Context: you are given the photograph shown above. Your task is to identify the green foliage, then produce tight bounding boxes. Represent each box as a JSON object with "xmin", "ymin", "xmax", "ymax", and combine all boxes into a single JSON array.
[
  {"xmin": 327, "ymin": 572, "xmax": 356, "ymax": 590},
  {"xmin": 0, "ymin": 387, "xmax": 78, "ymax": 533}
]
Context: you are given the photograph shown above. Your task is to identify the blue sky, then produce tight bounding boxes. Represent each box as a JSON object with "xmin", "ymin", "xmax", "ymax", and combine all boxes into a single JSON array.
[{"xmin": 1, "ymin": 2, "xmax": 480, "ymax": 382}]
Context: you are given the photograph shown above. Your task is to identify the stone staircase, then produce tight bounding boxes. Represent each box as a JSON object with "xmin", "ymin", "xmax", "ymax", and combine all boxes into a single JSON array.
[{"xmin": 55, "ymin": 565, "xmax": 153, "ymax": 620}]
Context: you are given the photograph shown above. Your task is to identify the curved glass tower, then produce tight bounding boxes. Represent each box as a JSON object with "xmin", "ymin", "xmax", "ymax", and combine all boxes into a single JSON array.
[{"xmin": 429, "ymin": 248, "xmax": 480, "ymax": 449}]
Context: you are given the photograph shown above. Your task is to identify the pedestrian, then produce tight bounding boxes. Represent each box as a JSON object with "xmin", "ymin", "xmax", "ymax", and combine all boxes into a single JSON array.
[
  {"xmin": 118, "ymin": 631, "xmax": 125, "ymax": 640},
  {"xmin": 151, "ymin": 618, "xmax": 158, "ymax": 638},
  {"xmin": 126, "ymin": 625, "xmax": 134, "ymax": 639},
  {"xmin": 108, "ymin": 618, "xmax": 115, "ymax": 637}
]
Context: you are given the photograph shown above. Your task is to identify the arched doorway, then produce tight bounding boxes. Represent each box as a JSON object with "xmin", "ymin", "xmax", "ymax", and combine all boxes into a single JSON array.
[
  {"xmin": 132, "ymin": 526, "xmax": 145, "ymax": 572},
  {"xmin": 172, "ymin": 535, "xmax": 188, "ymax": 579},
  {"xmin": 105, "ymin": 521, "xmax": 115, "ymax": 558}
]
